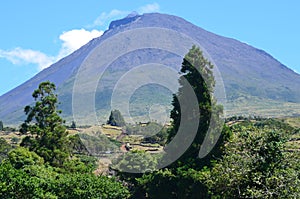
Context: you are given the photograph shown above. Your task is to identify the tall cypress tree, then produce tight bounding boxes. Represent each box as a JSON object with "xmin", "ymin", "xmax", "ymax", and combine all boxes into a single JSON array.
[
  {"xmin": 133, "ymin": 46, "xmax": 229, "ymax": 198},
  {"xmin": 0, "ymin": 120, "xmax": 3, "ymax": 131},
  {"xmin": 167, "ymin": 45, "xmax": 226, "ymax": 169}
]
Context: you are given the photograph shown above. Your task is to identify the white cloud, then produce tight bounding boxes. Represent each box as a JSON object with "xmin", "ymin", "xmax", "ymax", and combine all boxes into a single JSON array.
[
  {"xmin": 92, "ymin": 9, "xmax": 129, "ymax": 27},
  {"xmin": 0, "ymin": 29, "xmax": 103, "ymax": 71},
  {"xmin": 58, "ymin": 29, "xmax": 103, "ymax": 58},
  {"xmin": 0, "ymin": 3, "xmax": 160, "ymax": 71},
  {"xmin": 138, "ymin": 3, "xmax": 160, "ymax": 13},
  {"xmin": 91, "ymin": 3, "xmax": 160, "ymax": 28},
  {"xmin": 0, "ymin": 48, "xmax": 55, "ymax": 70}
]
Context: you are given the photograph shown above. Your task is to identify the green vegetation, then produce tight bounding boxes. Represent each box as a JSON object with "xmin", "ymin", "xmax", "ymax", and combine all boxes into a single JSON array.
[
  {"xmin": 0, "ymin": 120, "xmax": 3, "ymax": 131},
  {"xmin": 168, "ymin": 45, "xmax": 227, "ymax": 168},
  {"xmin": 0, "ymin": 162, "xmax": 130, "ymax": 199},
  {"xmin": 0, "ymin": 81, "xmax": 131, "ymax": 198},
  {"xmin": 131, "ymin": 118, "xmax": 300, "ymax": 198},
  {"xmin": 1, "ymin": 46, "xmax": 300, "ymax": 198},
  {"xmin": 2, "ymin": 116, "xmax": 298, "ymax": 198},
  {"xmin": 107, "ymin": 109, "xmax": 126, "ymax": 127},
  {"xmin": 19, "ymin": 81, "xmax": 69, "ymax": 167},
  {"xmin": 125, "ymin": 122, "xmax": 168, "ymax": 145},
  {"xmin": 79, "ymin": 133, "xmax": 119, "ymax": 154},
  {"xmin": 0, "ymin": 138, "xmax": 12, "ymax": 163},
  {"xmin": 207, "ymin": 120, "xmax": 299, "ymax": 198},
  {"xmin": 111, "ymin": 149, "xmax": 158, "ymax": 175},
  {"xmin": 225, "ymin": 93, "xmax": 300, "ymax": 118},
  {"xmin": 284, "ymin": 117, "xmax": 300, "ymax": 128},
  {"xmin": 7, "ymin": 147, "xmax": 44, "ymax": 169},
  {"xmin": 142, "ymin": 126, "xmax": 168, "ymax": 145}
]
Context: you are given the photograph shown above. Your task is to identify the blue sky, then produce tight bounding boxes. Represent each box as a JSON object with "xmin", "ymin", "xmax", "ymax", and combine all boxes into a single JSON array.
[{"xmin": 0, "ymin": 0, "xmax": 299, "ymax": 96}]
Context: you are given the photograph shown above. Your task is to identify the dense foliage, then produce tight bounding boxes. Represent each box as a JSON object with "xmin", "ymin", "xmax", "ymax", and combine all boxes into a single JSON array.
[
  {"xmin": 167, "ymin": 45, "xmax": 227, "ymax": 168},
  {"xmin": 20, "ymin": 81, "xmax": 69, "ymax": 167},
  {"xmin": 131, "ymin": 119, "xmax": 300, "ymax": 198},
  {"xmin": 0, "ymin": 162, "xmax": 130, "ymax": 199},
  {"xmin": 206, "ymin": 121, "xmax": 300, "ymax": 198},
  {"xmin": 124, "ymin": 47, "xmax": 300, "ymax": 198}
]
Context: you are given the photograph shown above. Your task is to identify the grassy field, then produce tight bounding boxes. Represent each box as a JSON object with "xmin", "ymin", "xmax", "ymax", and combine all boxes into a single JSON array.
[{"xmin": 225, "ymin": 95, "xmax": 300, "ymax": 118}]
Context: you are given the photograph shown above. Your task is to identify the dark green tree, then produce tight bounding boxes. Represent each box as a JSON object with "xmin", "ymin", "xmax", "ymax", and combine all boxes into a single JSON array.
[
  {"xmin": 130, "ymin": 46, "xmax": 230, "ymax": 198},
  {"xmin": 107, "ymin": 109, "xmax": 126, "ymax": 127},
  {"xmin": 168, "ymin": 45, "xmax": 227, "ymax": 168},
  {"xmin": 20, "ymin": 81, "xmax": 69, "ymax": 167},
  {"xmin": 70, "ymin": 121, "xmax": 76, "ymax": 129},
  {"xmin": 0, "ymin": 120, "xmax": 3, "ymax": 131}
]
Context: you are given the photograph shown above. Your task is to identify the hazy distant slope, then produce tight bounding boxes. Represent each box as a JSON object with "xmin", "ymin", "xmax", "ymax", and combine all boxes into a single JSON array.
[{"xmin": 1, "ymin": 13, "xmax": 300, "ymax": 125}]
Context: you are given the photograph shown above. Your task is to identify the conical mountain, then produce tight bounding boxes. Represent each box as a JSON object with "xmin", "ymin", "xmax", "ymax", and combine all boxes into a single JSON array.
[{"xmin": 1, "ymin": 13, "xmax": 300, "ymax": 125}]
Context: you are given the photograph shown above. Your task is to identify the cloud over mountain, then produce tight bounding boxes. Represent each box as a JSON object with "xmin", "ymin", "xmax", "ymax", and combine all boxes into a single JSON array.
[
  {"xmin": 0, "ymin": 3, "xmax": 160, "ymax": 72},
  {"xmin": 58, "ymin": 29, "xmax": 103, "ymax": 58},
  {"xmin": 0, "ymin": 29, "xmax": 103, "ymax": 71}
]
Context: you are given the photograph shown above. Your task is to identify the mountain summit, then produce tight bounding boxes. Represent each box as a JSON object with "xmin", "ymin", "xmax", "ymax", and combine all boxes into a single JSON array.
[{"xmin": 1, "ymin": 13, "xmax": 300, "ymax": 125}]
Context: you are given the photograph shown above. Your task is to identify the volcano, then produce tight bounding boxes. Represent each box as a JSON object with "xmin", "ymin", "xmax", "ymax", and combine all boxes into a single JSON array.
[{"xmin": 1, "ymin": 13, "xmax": 300, "ymax": 125}]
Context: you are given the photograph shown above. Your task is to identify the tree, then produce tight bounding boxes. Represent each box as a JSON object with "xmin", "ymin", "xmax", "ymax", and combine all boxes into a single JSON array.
[
  {"xmin": 52, "ymin": 173, "xmax": 131, "ymax": 199},
  {"xmin": 107, "ymin": 109, "xmax": 126, "ymax": 127},
  {"xmin": 111, "ymin": 149, "xmax": 159, "ymax": 197},
  {"xmin": 70, "ymin": 121, "xmax": 76, "ymax": 129},
  {"xmin": 129, "ymin": 46, "xmax": 230, "ymax": 198},
  {"xmin": 135, "ymin": 167, "xmax": 211, "ymax": 198},
  {"xmin": 111, "ymin": 149, "xmax": 158, "ymax": 175},
  {"xmin": 167, "ymin": 45, "xmax": 227, "ymax": 168},
  {"xmin": 20, "ymin": 81, "xmax": 69, "ymax": 167},
  {"xmin": 0, "ymin": 120, "xmax": 3, "ymax": 131}
]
